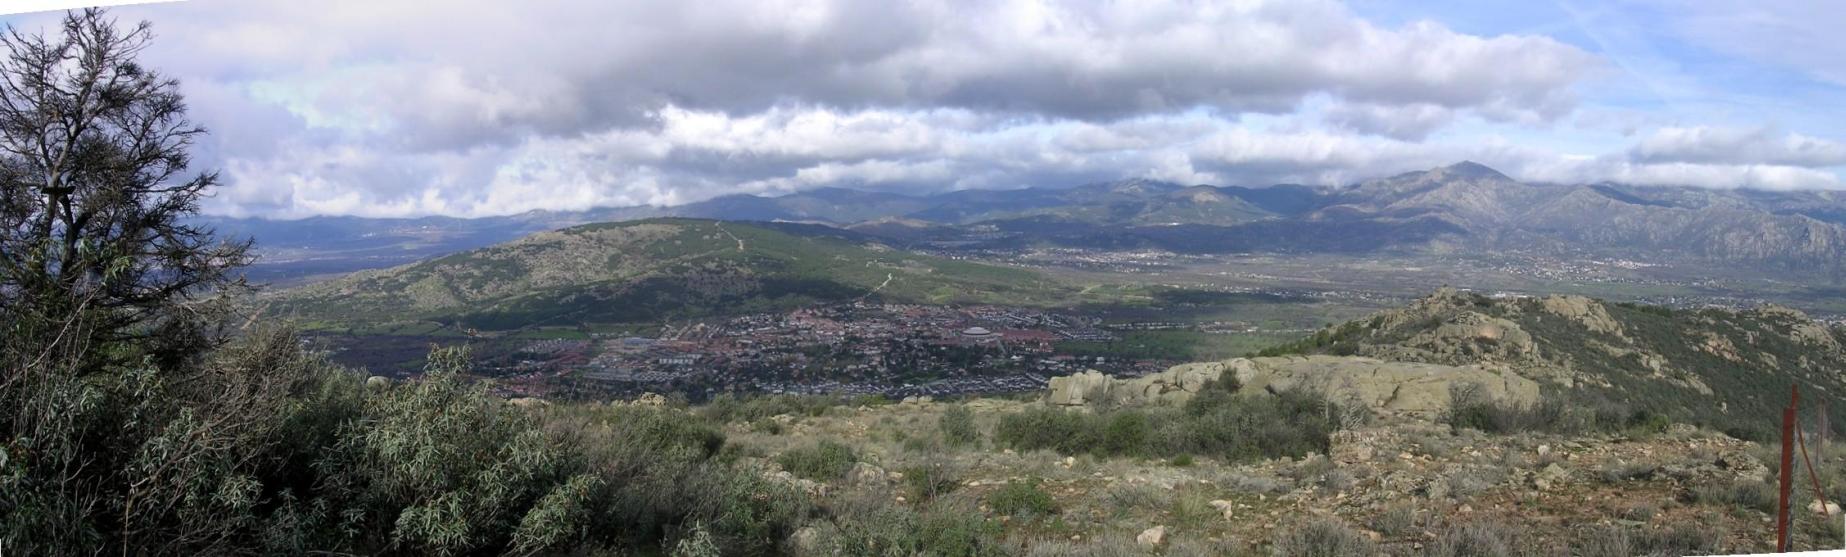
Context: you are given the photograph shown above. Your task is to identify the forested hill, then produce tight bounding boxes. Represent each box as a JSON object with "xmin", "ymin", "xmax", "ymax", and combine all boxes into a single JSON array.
[{"xmin": 273, "ymin": 218, "xmax": 1069, "ymax": 330}]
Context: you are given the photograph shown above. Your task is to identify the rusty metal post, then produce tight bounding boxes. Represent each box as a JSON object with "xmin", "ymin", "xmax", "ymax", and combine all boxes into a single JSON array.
[{"xmin": 1779, "ymin": 385, "xmax": 1799, "ymax": 552}]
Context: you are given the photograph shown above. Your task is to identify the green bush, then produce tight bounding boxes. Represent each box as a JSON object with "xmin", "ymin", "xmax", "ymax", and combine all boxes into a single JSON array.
[
  {"xmin": 699, "ymin": 394, "xmax": 848, "ymax": 424},
  {"xmin": 993, "ymin": 380, "xmax": 1342, "ymax": 464},
  {"xmin": 775, "ymin": 440, "xmax": 859, "ymax": 481},
  {"xmin": 2, "ymin": 331, "xmax": 814, "ymax": 555},
  {"xmin": 803, "ymin": 498, "xmax": 1006, "ymax": 557},
  {"xmin": 903, "ymin": 459, "xmax": 963, "ymax": 502},
  {"xmin": 940, "ymin": 405, "xmax": 980, "ymax": 447},
  {"xmin": 1101, "ymin": 411, "xmax": 1151, "ymax": 456},
  {"xmin": 994, "ymin": 407, "xmax": 1100, "ymax": 455},
  {"xmin": 987, "ymin": 478, "xmax": 1059, "ymax": 518}
]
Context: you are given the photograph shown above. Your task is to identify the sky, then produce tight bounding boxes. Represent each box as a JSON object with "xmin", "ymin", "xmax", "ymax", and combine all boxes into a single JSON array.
[{"xmin": 4, "ymin": 0, "xmax": 1845, "ymax": 219}]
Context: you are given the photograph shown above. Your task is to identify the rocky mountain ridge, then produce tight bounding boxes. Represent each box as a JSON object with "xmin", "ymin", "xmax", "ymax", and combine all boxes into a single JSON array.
[
  {"xmin": 216, "ymin": 163, "xmax": 1846, "ymax": 281},
  {"xmin": 1257, "ymin": 288, "xmax": 1846, "ymax": 440}
]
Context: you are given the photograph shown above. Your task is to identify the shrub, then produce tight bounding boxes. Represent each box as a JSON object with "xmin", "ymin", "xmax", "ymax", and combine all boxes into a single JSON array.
[
  {"xmin": 987, "ymin": 478, "xmax": 1059, "ymax": 517},
  {"xmin": 775, "ymin": 440, "xmax": 858, "ymax": 481},
  {"xmin": 993, "ymin": 382, "xmax": 1343, "ymax": 464},
  {"xmin": 699, "ymin": 394, "xmax": 846, "ymax": 424},
  {"xmin": 1443, "ymin": 383, "xmax": 1579, "ymax": 435},
  {"xmin": 1370, "ymin": 504, "xmax": 1418, "ymax": 538},
  {"xmin": 994, "ymin": 407, "xmax": 1099, "ymax": 455},
  {"xmin": 1271, "ymin": 517, "xmax": 1374, "ymax": 557},
  {"xmin": 804, "ymin": 498, "xmax": 1005, "ymax": 557},
  {"xmin": 1100, "ymin": 410, "xmax": 1151, "ymax": 457},
  {"xmin": 1575, "ymin": 524, "xmax": 1723, "ymax": 557},
  {"xmin": 1425, "ymin": 521, "xmax": 1527, "ymax": 557},
  {"xmin": 902, "ymin": 459, "xmax": 963, "ymax": 502},
  {"xmin": 940, "ymin": 405, "xmax": 980, "ymax": 447},
  {"xmin": 1692, "ymin": 480, "xmax": 1777, "ymax": 513},
  {"xmin": 1102, "ymin": 483, "xmax": 1172, "ymax": 516}
]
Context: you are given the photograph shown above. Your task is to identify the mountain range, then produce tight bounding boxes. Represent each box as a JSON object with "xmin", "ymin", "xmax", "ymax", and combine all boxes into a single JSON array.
[{"xmin": 215, "ymin": 162, "xmax": 1846, "ymax": 282}]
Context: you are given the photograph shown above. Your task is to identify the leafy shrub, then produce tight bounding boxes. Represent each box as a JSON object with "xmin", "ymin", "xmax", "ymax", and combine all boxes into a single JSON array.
[
  {"xmin": 987, "ymin": 478, "xmax": 1058, "ymax": 517},
  {"xmin": 1101, "ymin": 410, "xmax": 1151, "ymax": 455},
  {"xmin": 803, "ymin": 497, "xmax": 1006, "ymax": 557},
  {"xmin": 940, "ymin": 405, "xmax": 980, "ymax": 447},
  {"xmin": 902, "ymin": 459, "xmax": 963, "ymax": 502},
  {"xmin": 699, "ymin": 394, "xmax": 847, "ymax": 424},
  {"xmin": 775, "ymin": 440, "xmax": 858, "ymax": 481},
  {"xmin": 994, "ymin": 380, "xmax": 1342, "ymax": 463},
  {"xmin": 994, "ymin": 407, "xmax": 1100, "ymax": 455}
]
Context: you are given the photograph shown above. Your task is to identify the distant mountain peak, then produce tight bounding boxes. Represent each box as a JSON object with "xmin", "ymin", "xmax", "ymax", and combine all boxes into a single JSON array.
[
  {"xmin": 1437, "ymin": 161, "xmax": 1511, "ymax": 181},
  {"xmin": 1100, "ymin": 177, "xmax": 1182, "ymax": 195}
]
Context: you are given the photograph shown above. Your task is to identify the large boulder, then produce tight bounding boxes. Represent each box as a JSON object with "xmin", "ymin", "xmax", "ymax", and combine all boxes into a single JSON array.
[{"xmin": 1045, "ymin": 370, "xmax": 1114, "ymax": 406}]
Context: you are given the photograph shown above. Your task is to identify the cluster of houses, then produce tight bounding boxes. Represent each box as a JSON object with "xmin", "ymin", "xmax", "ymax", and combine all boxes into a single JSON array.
[{"xmin": 502, "ymin": 302, "xmax": 1182, "ymax": 398}]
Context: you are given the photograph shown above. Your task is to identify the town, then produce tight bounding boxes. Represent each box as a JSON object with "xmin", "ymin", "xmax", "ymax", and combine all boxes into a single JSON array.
[{"xmin": 485, "ymin": 302, "xmax": 1180, "ymax": 401}]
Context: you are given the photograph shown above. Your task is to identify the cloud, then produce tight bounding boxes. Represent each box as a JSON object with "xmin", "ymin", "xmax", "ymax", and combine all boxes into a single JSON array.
[
  {"xmin": 1628, "ymin": 126, "xmax": 1846, "ymax": 168},
  {"xmin": 1522, "ymin": 158, "xmax": 1842, "ymax": 191},
  {"xmin": 1322, "ymin": 102, "xmax": 1454, "ymax": 141},
  {"xmin": 3, "ymin": 0, "xmax": 1836, "ymax": 218}
]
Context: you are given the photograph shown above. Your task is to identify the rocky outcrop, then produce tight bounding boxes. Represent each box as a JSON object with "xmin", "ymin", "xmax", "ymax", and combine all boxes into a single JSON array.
[
  {"xmin": 1047, "ymin": 355, "xmax": 1539, "ymax": 418},
  {"xmin": 1539, "ymin": 295, "xmax": 1625, "ymax": 338},
  {"xmin": 1045, "ymin": 362, "xmax": 1245, "ymax": 408}
]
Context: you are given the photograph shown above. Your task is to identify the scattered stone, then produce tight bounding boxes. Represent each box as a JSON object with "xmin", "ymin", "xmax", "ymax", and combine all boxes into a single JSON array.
[
  {"xmin": 1209, "ymin": 500, "xmax": 1236, "ymax": 521},
  {"xmin": 1809, "ymin": 500, "xmax": 1841, "ymax": 515},
  {"xmin": 848, "ymin": 462, "xmax": 888, "ymax": 485},
  {"xmin": 789, "ymin": 527, "xmax": 819, "ymax": 554},
  {"xmin": 1534, "ymin": 463, "xmax": 1570, "ymax": 491},
  {"xmin": 1136, "ymin": 526, "xmax": 1166, "ymax": 547}
]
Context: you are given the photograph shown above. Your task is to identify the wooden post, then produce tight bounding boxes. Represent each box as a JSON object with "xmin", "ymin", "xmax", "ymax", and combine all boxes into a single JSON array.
[{"xmin": 1779, "ymin": 385, "xmax": 1799, "ymax": 552}]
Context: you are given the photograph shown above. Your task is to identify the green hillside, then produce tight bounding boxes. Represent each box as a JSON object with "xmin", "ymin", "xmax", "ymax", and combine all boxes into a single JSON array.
[{"xmin": 275, "ymin": 218, "xmax": 1069, "ymax": 331}]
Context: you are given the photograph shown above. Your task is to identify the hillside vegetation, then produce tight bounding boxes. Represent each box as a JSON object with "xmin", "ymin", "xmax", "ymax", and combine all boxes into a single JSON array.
[{"xmin": 276, "ymin": 218, "xmax": 1069, "ymax": 330}]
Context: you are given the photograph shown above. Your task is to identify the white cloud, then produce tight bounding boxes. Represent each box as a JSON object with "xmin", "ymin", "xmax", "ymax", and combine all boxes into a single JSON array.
[
  {"xmin": 1629, "ymin": 126, "xmax": 1846, "ymax": 168},
  {"xmin": 1322, "ymin": 102, "xmax": 1454, "ymax": 141},
  {"xmin": 4, "ymin": 0, "xmax": 1836, "ymax": 217}
]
